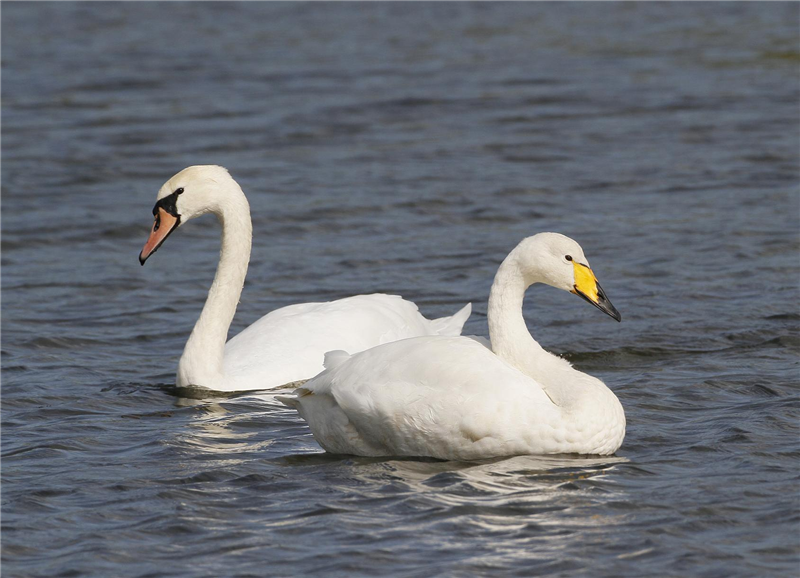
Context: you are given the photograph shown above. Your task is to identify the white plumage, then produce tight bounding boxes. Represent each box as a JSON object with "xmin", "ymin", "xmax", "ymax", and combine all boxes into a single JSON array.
[
  {"xmin": 139, "ymin": 165, "xmax": 471, "ymax": 392},
  {"xmin": 222, "ymin": 294, "xmax": 471, "ymax": 391},
  {"xmin": 279, "ymin": 233, "xmax": 625, "ymax": 459}
]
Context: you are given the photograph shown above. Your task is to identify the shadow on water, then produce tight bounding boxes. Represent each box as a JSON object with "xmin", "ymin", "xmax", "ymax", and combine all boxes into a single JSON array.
[{"xmin": 273, "ymin": 450, "xmax": 628, "ymax": 477}]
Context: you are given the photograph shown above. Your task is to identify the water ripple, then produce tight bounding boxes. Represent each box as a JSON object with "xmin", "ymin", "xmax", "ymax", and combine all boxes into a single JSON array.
[{"xmin": 3, "ymin": 2, "xmax": 799, "ymax": 576}]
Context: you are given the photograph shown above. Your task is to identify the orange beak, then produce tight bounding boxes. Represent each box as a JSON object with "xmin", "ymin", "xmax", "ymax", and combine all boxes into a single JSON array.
[{"xmin": 139, "ymin": 208, "xmax": 179, "ymax": 265}]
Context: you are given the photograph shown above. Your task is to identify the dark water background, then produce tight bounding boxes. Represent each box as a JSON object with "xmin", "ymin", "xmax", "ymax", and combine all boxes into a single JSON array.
[{"xmin": 3, "ymin": 3, "xmax": 799, "ymax": 576}]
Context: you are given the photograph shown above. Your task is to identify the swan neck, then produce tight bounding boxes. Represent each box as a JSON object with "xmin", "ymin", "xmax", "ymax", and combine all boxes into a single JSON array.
[
  {"xmin": 486, "ymin": 240, "xmax": 623, "ymax": 433},
  {"xmin": 487, "ymin": 248, "xmax": 574, "ymax": 403},
  {"xmin": 487, "ymin": 251, "xmax": 545, "ymax": 373},
  {"xmin": 179, "ymin": 194, "xmax": 252, "ymax": 388}
]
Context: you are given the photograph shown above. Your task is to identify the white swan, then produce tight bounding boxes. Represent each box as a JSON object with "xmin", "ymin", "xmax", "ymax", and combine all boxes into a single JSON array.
[
  {"xmin": 279, "ymin": 233, "xmax": 625, "ymax": 459},
  {"xmin": 139, "ymin": 165, "xmax": 471, "ymax": 392}
]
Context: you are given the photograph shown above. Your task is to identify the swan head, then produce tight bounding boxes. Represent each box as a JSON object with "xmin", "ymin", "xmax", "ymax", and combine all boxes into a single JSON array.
[
  {"xmin": 515, "ymin": 232, "xmax": 621, "ymax": 322},
  {"xmin": 139, "ymin": 165, "xmax": 242, "ymax": 264}
]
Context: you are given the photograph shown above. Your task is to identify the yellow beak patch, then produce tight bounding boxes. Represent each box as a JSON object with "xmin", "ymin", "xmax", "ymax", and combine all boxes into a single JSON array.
[
  {"xmin": 569, "ymin": 260, "xmax": 622, "ymax": 321},
  {"xmin": 571, "ymin": 262, "xmax": 599, "ymax": 303}
]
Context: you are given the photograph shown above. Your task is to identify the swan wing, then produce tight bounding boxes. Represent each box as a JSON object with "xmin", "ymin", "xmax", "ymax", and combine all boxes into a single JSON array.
[
  {"xmin": 291, "ymin": 336, "xmax": 562, "ymax": 460},
  {"xmin": 429, "ymin": 303, "xmax": 471, "ymax": 336},
  {"xmin": 223, "ymin": 294, "xmax": 471, "ymax": 390}
]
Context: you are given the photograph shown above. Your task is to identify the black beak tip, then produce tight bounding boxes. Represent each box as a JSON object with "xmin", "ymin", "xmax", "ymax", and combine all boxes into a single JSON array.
[
  {"xmin": 594, "ymin": 282, "xmax": 621, "ymax": 323},
  {"xmin": 574, "ymin": 284, "xmax": 622, "ymax": 322},
  {"xmin": 598, "ymin": 301, "xmax": 622, "ymax": 322},
  {"xmin": 139, "ymin": 253, "xmax": 147, "ymax": 266}
]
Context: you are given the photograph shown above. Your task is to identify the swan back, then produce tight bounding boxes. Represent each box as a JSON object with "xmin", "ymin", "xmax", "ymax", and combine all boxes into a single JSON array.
[
  {"xmin": 292, "ymin": 336, "xmax": 560, "ymax": 459},
  {"xmin": 222, "ymin": 295, "xmax": 470, "ymax": 390},
  {"xmin": 288, "ymin": 336, "xmax": 625, "ymax": 459}
]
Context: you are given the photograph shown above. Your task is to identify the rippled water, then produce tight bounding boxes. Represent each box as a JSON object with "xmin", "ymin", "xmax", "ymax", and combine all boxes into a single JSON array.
[{"xmin": 3, "ymin": 3, "xmax": 799, "ymax": 576}]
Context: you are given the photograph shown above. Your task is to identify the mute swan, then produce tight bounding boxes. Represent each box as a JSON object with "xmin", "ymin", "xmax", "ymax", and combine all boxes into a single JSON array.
[
  {"xmin": 139, "ymin": 165, "xmax": 471, "ymax": 392},
  {"xmin": 278, "ymin": 233, "xmax": 624, "ymax": 459}
]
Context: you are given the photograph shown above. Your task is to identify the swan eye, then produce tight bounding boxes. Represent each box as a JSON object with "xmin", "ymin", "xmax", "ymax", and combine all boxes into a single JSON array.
[
  {"xmin": 174, "ymin": 187, "xmax": 184, "ymax": 195},
  {"xmin": 565, "ymin": 255, "xmax": 572, "ymax": 261}
]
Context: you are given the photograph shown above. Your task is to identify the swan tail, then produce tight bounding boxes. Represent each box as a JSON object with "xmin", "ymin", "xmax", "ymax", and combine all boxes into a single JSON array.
[
  {"xmin": 430, "ymin": 303, "xmax": 472, "ymax": 336},
  {"xmin": 276, "ymin": 387, "xmax": 314, "ymax": 409},
  {"xmin": 275, "ymin": 394, "xmax": 299, "ymax": 408},
  {"xmin": 323, "ymin": 350, "xmax": 351, "ymax": 370}
]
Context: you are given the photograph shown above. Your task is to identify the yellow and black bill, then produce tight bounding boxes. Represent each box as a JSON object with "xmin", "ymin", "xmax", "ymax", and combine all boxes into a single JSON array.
[{"xmin": 570, "ymin": 261, "xmax": 621, "ymax": 322}]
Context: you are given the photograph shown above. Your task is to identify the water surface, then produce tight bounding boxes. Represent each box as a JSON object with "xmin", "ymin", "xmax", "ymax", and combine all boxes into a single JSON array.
[{"xmin": 3, "ymin": 3, "xmax": 799, "ymax": 576}]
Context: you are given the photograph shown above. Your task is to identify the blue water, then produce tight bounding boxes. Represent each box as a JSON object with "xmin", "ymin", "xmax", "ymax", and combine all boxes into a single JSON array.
[{"xmin": 3, "ymin": 3, "xmax": 799, "ymax": 576}]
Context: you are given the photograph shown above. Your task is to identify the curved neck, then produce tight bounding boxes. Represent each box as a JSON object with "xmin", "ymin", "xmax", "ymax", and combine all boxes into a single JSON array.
[
  {"xmin": 178, "ymin": 195, "xmax": 252, "ymax": 388},
  {"xmin": 487, "ymin": 248, "xmax": 573, "ymax": 404}
]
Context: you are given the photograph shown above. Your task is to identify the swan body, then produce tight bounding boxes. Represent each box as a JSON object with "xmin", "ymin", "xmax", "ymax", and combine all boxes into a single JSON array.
[
  {"xmin": 139, "ymin": 165, "xmax": 471, "ymax": 392},
  {"xmin": 279, "ymin": 233, "xmax": 625, "ymax": 459},
  {"xmin": 218, "ymin": 294, "xmax": 471, "ymax": 391}
]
